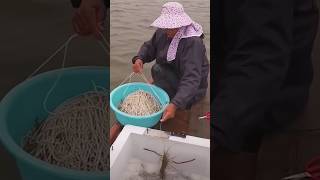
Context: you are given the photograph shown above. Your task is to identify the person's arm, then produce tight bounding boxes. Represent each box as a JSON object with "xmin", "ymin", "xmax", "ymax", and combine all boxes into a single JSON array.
[
  {"xmin": 213, "ymin": 0, "xmax": 293, "ymax": 151},
  {"xmin": 171, "ymin": 38, "xmax": 204, "ymax": 109},
  {"xmin": 132, "ymin": 30, "xmax": 158, "ymax": 73},
  {"xmin": 161, "ymin": 37, "xmax": 205, "ymax": 122},
  {"xmin": 132, "ymin": 30, "xmax": 158, "ymax": 64},
  {"xmin": 110, "ymin": 122, "xmax": 122, "ymax": 145},
  {"xmin": 71, "ymin": 0, "xmax": 106, "ymax": 38}
]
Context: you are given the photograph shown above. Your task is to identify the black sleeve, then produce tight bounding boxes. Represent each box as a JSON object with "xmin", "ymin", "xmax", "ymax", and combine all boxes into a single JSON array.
[
  {"xmin": 133, "ymin": 31, "xmax": 158, "ymax": 64},
  {"xmin": 70, "ymin": 0, "xmax": 81, "ymax": 8},
  {"xmin": 171, "ymin": 38, "xmax": 204, "ymax": 109},
  {"xmin": 213, "ymin": 0, "xmax": 294, "ymax": 151},
  {"xmin": 70, "ymin": 0, "xmax": 109, "ymax": 9}
]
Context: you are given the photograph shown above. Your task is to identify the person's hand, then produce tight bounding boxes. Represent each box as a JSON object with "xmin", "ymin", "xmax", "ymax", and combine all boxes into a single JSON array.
[
  {"xmin": 110, "ymin": 122, "xmax": 122, "ymax": 145},
  {"xmin": 132, "ymin": 59, "xmax": 144, "ymax": 73},
  {"xmin": 72, "ymin": 0, "xmax": 105, "ymax": 38},
  {"xmin": 160, "ymin": 103, "xmax": 177, "ymax": 122}
]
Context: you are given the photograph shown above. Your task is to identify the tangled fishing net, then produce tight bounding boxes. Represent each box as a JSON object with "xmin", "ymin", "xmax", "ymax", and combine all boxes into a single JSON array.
[
  {"xmin": 119, "ymin": 90, "xmax": 162, "ymax": 116},
  {"xmin": 22, "ymin": 90, "xmax": 109, "ymax": 172}
]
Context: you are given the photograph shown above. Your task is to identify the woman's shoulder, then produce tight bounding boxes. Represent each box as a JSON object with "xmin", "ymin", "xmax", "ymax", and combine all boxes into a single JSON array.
[{"xmin": 181, "ymin": 36, "xmax": 205, "ymax": 47}]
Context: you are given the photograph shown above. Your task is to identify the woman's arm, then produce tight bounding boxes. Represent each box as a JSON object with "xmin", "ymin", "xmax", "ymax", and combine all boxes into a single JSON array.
[
  {"xmin": 71, "ymin": 0, "xmax": 106, "ymax": 38},
  {"xmin": 132, "ymin": 30, "xmax": 158, "ymax": 64},
  {"xmin": 170, "ymin": 37, "xmax": 205, "ymax": 109}
]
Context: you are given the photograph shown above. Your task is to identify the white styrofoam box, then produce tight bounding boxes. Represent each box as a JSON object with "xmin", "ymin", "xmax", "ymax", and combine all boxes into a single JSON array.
[{"xmin": 110, "ymin": 125, "xmax": 210, "ymax": 180}]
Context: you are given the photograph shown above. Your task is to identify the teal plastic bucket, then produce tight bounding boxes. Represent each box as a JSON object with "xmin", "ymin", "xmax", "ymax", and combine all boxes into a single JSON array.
[
  {"xmin": 0, "ymin": 66, "xmax": 109, "ymax": 180},
  {"xmin": 110, "ymin": 82, "xmax": 170, "ymax": 127}
]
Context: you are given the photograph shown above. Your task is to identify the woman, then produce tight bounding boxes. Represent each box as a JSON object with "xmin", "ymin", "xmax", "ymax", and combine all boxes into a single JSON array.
[{"xmin": 132, "ymin": 2, "xmax": 209, "ymax": 133}]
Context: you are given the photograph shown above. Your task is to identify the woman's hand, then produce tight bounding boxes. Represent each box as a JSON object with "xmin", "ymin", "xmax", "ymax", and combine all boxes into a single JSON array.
[
  {"xmin": 160, "ymin": 103, "xmax": 177, "ymax": 122},
  {"xmin": 110, "ymin": 122, "xmax": 122, "ymax": 145},
  {"xmin": 72, "ymin": 0, "xmax": 105, "ymax": 38},
  {"xmin": 132, "ymin": 59, "xmax": 144, "ymax": 73}
]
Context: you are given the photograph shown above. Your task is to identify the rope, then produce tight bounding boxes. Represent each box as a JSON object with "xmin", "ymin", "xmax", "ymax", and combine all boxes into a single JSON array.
[
  {"xmin": 26, "ymin": 33, "xmax": 108, "ymax": 114},
  {"xmin": 118, "ymin": 72, "xmax": 135, "ymax": 87},
  {"xmin": 22, "ymin": 32, "xmax": 110, "ymax": 172},
  {"xmin": 138, "ymin": 72, "xmax": 164, "ymax": 106},
  {"xmin": 27, "ymin": 34, "xmax": 78, "ymax": 79},
  {"xmin": 42, "ymin": 34, "xmax": 76, "ymax": 114},
  {"xmin": 117, "ymin": 72, "xmax": 165, "ymax": 107},
  {"xmin": 23, "ymin": 91, "xmax": 109, "ymax": 172},
  {"xmin": 28, "ymin": 32, "xmax": 108, "ymax": 79},
  {"xmin": 97, "ymin": 31, "xmax": 109, "ymax": 54}
]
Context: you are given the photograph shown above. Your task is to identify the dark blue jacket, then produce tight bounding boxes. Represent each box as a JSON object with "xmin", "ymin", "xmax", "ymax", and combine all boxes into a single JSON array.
[
  {"xmin": 213, "ymin": 0, "xmax": 319, "ymax": 152},
  {"xmin": 133, "ymin": 29, "xmax": 209, "ymax": 109}
]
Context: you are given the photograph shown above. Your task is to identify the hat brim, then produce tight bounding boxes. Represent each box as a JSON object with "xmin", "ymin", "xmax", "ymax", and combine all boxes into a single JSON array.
[{"xmin": 150, "ymin": 13, "xmax": 193, "ymax": 29}]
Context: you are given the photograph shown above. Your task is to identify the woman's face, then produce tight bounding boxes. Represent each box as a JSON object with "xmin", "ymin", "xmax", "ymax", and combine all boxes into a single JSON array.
[{"xmin": 164, "ymin": 28, "xmax": 179, "ymax": 38}]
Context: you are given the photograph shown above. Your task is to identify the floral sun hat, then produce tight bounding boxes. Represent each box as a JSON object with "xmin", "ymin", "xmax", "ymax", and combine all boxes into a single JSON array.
[
  {"xmin": 150, "ymin": 2, "xmax": 193, "ymax": 29},
  {"xmin": 150, "ymin": 2, "xmax": 204, "ymax": 61}
]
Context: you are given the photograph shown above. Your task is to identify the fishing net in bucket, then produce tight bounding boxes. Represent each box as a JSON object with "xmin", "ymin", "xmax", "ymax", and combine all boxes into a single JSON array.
[
  {"xmin": 119, "ymin": 90, "xmax": 162, "ymax": 116},
  {"xmin": 21, "ymin": 33, "xmax": 110, "ymax": 172},
  {"xmin": 117, "ymin": 73, "xmax": 163, "ymax": 116},
  {"xmin": 22, "ymin": 90, "xmax": 109, "ymax": 172}
]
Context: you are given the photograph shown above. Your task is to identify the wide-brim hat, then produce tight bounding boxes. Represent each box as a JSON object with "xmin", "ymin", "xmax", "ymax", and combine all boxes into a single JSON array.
[{"xmin": 150, "ymin": 2, "xmax": 193, "ymax": 29}]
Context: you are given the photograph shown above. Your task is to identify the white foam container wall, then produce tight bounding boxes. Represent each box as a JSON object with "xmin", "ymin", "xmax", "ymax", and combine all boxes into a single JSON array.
[{"xmin": 110, "ymin": 125, "xmax": 210, "ymax": 180}]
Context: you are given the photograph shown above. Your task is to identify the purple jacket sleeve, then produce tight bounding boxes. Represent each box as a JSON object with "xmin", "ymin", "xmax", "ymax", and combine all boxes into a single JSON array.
[{"xmin": 171, "ymin": 37, "xmax": 204, "ymax": 109}]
